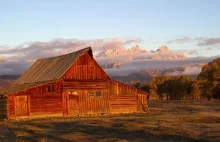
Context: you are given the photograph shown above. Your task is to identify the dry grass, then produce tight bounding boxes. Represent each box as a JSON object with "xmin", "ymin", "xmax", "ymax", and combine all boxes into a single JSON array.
[{"xmin": 0, "ymin": 101, "xmax": 219, "ymax": 142}]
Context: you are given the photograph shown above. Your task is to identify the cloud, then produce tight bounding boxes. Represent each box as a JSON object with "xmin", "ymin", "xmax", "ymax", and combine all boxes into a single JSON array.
[
  {"xmin": 0, "ymin": 61, "xmax": 32, "ymax": 75},
  {"xmin": 168, "ymin": 67, "xmax": 202, "ymax": 76},
  {"xmin": 167, "ymin": 36, "xmax": 192, "ymax": 44},
  {"xmin": 0, "ymin": 38, "xmax": 141, "ymax": 75},
  {"xmin": 122, "ymin": 38, "xmax": 142, "ymax": 45},
  {"xmin": 197, "ymin": 37, "xmax": 220, "ymax": 46},
  {"xmin": 167, "ymin": 36, "xmax": 220, "ymax": 46},
  {"xmin": 0, "ymin": 38, "xmax": 141, "ymax": 61},
  {"xmin": 104, "ymin": 57, "xmax": 216, "ymax": 77},
  {"xmin": 186, "ymin": 49, "xmax": 198, "ymax": 55}
]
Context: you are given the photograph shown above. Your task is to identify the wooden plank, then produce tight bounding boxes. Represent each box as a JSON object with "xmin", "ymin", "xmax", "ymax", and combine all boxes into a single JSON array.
[
  {"xmin": 15, "ymin": 95, "xmax": 28, "ymax": 117},
  {"xmin": 0, "ymin": 97, "xmax": 7, "ymax": 119},
  {"xmin": 27, "ymin": 94, "xmax": 30, "ymax": 116},
  {"xmin": 109, "ymin": 95, "xmax": 137, "ymax": 114},
  {"xmin": 14, "ymin": 94, "xmax": 16, "ymax": 118},
  {"xmin": 30, "ymin": 93, "xmax": 62, "ymax": 116},
  {"xmin": 63, "ymin": 53, "xmax": 108, "ymax": 81}
]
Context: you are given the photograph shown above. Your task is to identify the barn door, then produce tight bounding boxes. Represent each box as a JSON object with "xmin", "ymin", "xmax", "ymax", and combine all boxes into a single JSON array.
[
  {"xmin": 68, "ymin": 91, "xmax": 79, "ymax": 116},
  {"xmin": 15, "ymin": 95, "xmax": 28, "ymax": 116}
]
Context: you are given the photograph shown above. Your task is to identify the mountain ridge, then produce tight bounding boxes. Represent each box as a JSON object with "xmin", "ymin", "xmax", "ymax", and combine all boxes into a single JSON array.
[{"xmin": 95, "ymin": 45, "xmax": 187, "ymax": 59}]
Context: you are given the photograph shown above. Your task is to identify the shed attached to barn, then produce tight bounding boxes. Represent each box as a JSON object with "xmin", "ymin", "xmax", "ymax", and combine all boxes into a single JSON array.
[{"xmin": 0, "ymin": 47, "xmax": 148, "ymax": 119}]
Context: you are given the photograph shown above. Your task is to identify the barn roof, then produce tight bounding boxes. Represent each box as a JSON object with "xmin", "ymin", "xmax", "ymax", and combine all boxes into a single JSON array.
[
  {"xmin": 14, "ymin": 47, "xmax": 92, "ymax": 85},
  {"xmin": 0, "ymin": 80, "xmax": 55, "ymax": 96},
  {"xmin": 0, "ymin": 47, "xmax": 95, "ymax": 96}
]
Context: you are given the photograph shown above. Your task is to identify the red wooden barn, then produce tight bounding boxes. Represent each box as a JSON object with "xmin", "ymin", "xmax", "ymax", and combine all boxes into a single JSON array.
[{"xmin": 0, "ymin": 47, "xmax": 148, "ymax": 119}]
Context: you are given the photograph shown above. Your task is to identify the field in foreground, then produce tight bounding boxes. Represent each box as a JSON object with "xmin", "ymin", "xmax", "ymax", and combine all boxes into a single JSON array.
[{"xmin": 0, "ymin": 101, "xmax": 219, "ymax": 142}]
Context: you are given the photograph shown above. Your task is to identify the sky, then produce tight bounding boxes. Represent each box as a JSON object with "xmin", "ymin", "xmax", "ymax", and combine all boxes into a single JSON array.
[
  {"xmin": 0, "ymin": 0, "xmax": 220, "ymax": 53},
  {"xmin": 0, "ymin": 0, "xmax": 220, "ymax": 75}
]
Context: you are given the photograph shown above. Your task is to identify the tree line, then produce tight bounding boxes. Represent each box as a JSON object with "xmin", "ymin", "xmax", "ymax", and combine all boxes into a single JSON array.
[{"xmin": 132, "ymin": 58, "xmax": 220, "ymax": 100}]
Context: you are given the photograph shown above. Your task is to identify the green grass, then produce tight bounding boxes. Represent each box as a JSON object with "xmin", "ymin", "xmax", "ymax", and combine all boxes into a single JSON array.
[{"xmin": 0, "ymin": 101, "xmax": 219, "ymax": 142}]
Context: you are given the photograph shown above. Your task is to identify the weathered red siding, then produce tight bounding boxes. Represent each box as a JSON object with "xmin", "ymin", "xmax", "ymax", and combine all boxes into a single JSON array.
[
  {"xmin": 63, "ymin": 53, "xmax": 108, "ymax": 80},
  {"xmin": 7, "ymin": 94, "xmax": 15, "ymax": 118},
  {"xmin": 109, "ymin": 95, "xmax": 137, "ymax": 113},
  {"xmin": 62, "ymin": 89, "xmax": 109, "ymax": 116},
  {"xmin": 108, "ymin": 80, "xmax": 138, "ymax": 95},
  {"xmin": 63, "ymin": 81, "xmax": 108, "ymax": 90},
  {"xmin": 30, "ymin": 94, "xmax": 62, "ymax": 116},
  {"xmin": 6, "ymin": 81, "xmax": 63, "ymax": 119}
]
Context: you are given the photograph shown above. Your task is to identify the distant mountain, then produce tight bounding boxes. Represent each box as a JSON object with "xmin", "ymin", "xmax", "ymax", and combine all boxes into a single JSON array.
[
  {"xmin": 127, "ymin": 45, "xmax": 148, "ymax": 53},
  {"xmin": 97, "ymin": 45, "xmax": 188, "ymax": 70},
  {"xmin": 95, "ymin": 45, "xmax": 148, "ymax": 58},
  {"xmin": 155, "ymin": 45, "xmax": 171, "ymax": 52},
  {"xmin": 94, "ymin": 45, "xmax": 212, "ymax": 83},
  {"xmin": 100, "ymin": 62, "xmax": 121, "ymax": 69},
  {"xmin": 109, "ymin": 64, "xmax": 201, "ymax": 84},
  {"xmin": 0, "ymin": 75, "xmax": 20, "ymax": 80},
  {"xmin": 95, "ymin": 45, "xmax": 186, "ymax": 60},
  {"xmin": 111, "ymin": 72, "xmax": 152, "ymax": 85},
  {"xmin": 0, "ymin": 75, "xmax": 20, "ymax": 87}
]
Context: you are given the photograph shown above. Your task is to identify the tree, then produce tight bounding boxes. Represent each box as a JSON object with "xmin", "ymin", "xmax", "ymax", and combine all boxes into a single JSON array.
[
  {"xmin": 157, "ymin": 79, "xmax": 172, "ymax": 100},
  {"xmin": 191, "ymin": 82, "xmax": 201, "ymax": 100},
  {"xmin": 132, "ymin": 81, "xmax": 141, "ymax": 89},
  {"xmin": 157, "ymin": 75, "xmax": 194, "ymax": 100},
  {"xmin": 140, "ymin": 83, "xmax": 150, "ymax": 92},
  {"xmin": 197, "ymin": 58, "xmax": 220, "ymax": 100},
  {"xmin": 149, "ymin": 75, "xmax": 171, "ymax": 99}
]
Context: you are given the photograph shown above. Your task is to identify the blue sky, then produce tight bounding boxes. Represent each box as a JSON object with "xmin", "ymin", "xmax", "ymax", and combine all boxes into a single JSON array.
[{"xmin": 0, "ymin": 0, "xmax": 220, "ymax": 55}]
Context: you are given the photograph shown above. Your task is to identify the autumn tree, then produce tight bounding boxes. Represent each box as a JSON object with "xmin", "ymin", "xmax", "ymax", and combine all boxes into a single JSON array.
[
  {"xmin": 157, "ymin": 75, "xmax": 194, "ymax": 100},
  {"xmin": 197, "ymin": 58, "xmax": 220, "ymax": 100},
  {"xmin": 140, "ymin": 83, "xmax": 150, "ymax": 92},
  {"xmin": 148, "ymin": 75, "xmax": 171, "ymax": 99},
  {"xmin": 132, "ymin": 81, "xmax": 141, "ymax": 89},
  {"xmin": 191, "ymin": 82, "xmax": 201, "ymax": 100}
]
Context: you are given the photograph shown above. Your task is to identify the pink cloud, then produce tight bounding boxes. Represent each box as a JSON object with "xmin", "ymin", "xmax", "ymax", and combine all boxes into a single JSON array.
[{"xmin": 198, "ymin": 37, "xmax": 220, "ymax": 46}]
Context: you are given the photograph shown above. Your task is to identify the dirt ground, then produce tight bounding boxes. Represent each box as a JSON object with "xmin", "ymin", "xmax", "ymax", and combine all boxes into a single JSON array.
[{"xmin": 0, "ymin": 101, "xmax": 219, "ymax": 142}]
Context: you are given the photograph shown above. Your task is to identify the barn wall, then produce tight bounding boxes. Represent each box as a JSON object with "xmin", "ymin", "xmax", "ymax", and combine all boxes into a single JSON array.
[
  {"xmin": 63, "ymin": 80, "xmax": 109, "ymax": 115},
  {"xmin": 29, "ymin": 81, "xmax": 63, "ymax": 117},
  {"xmin": 7, "ymin": 94, "xmax": 16, "ymax": 119},
  {"xmin": 63, "ymin": 53, "xmax": 108, "ymax": 81},
  {"xmin": 108, "ymin": 80, "xmax": 148, "ymax": 113},
  {"xmin": 63, "ymin": 89, "xmax": 109, "ymax": 116},
  {"xmin": 30, "ymin": 94, "xmax": 62, "ymax": 116},
  {"xmin": 0, "ymin": 97, "xmax": 7, "ymax": 119},
  {"xmin": 63, "ymin": 81, "xmax": 108, "ymax": 90},
  {"xmin": 6, "ymin": 80, "xmax": 63, "ymax": 119},
  {"xmin": 109, "ymin": 95, "xmax": 137, "ymax": 113},
  {"xmin": 79, "ymin": 90, "xmax": 109, "ymax": 115},
  {"xmin": 108, "ymin": 80, "xmax": 138, "ymax": 95}
]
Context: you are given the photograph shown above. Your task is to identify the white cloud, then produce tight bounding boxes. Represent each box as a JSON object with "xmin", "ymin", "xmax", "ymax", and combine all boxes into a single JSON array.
[
  {"xmin": 0, "ymin": 38, "xmax": 141, "ymax": 75},
  {"xmin": 104, "ymin": 57, "xmax": 216, "ymax": 77},
  {"xmin": 168, "ymin": 67, "xmax": 202, "ymax": 76}
]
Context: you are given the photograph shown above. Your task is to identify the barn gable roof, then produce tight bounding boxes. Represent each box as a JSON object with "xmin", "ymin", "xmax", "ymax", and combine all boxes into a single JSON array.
[
  {"xmin": 14, "ymin": 47, "xmax": 93, "ymax": 85},
  {"xmin": 0, "ymin": 80, "xmax": 55, "ymax": 96}
]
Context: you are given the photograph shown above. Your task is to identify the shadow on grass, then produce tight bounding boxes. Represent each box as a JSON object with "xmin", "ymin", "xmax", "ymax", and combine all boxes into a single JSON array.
[{"xmin": 1, "ymin": 119, "xmax": 199, "ymax": 142}]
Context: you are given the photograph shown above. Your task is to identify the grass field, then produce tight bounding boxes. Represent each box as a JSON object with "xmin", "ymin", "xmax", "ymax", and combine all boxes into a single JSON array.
[{"xmin": 0, "ymin": 101, "xmax": 219, "ymax": 142}]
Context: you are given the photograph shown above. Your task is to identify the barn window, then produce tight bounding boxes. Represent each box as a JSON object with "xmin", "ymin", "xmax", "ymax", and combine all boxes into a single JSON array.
[
  {"xmin": 48, "ymin": 84, "xmax": 55, "ymax": 93},
  {"xmin": 96, "ymin": 91, "xmax": 101, "ymax": 97},
  {"xmin": 88, "ymin": 91, "xmax": 94, "ymax": 97},
  {"xmin": 88, "ymin": 91, "xmax": 102, "ymax": 97}
]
